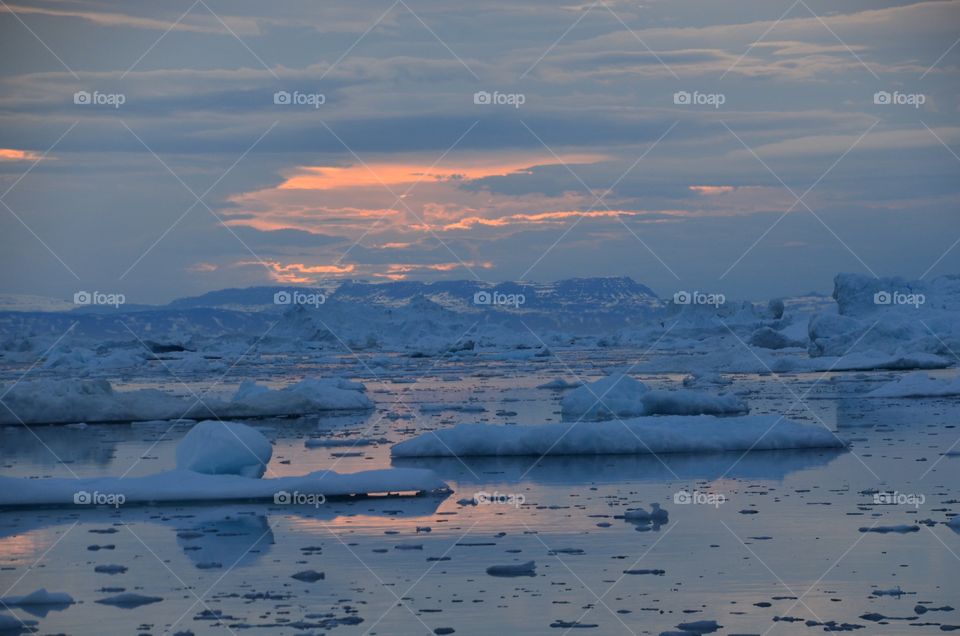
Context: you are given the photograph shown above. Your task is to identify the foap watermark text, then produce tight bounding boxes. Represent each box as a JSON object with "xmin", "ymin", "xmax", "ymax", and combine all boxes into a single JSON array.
[
  {"xmin": 274, "ymin": 90, "xmax": 326, "ymax": 108},
  {"xmin": 474, "ymin": 90, "xmax": 525, "ymax": 108},
  {"xmin": 74, "ymin": 91, "xmax": 125, "ymax": 108},
  {"xmin": 873, "ymin": 290, "xmax": 925, "ymax": 308},
  {"xmin": 874, "ymin": 491, "xmax": 925, "ymax": 508},
  {"xmin": 474, "ymin": 290, "xmax": 525, "ymax": 308},
  {"xmin": 673, "ymin": 290, "xmax": 725, "ymax": 307},
  {"xmin": 474, "ymin": 491, "xmax": 525, "ymax": 507},
  {"xmin": 874, "ymin": 91, "xmax": 925, "ymax": 108},
  {"xmin": 274, "ymin": 290, "xmax": 326, "ymax": 307},
  {"xmin": 674, "ymin": 90, "xmax": 725, "ymax": 108},
  {"xmin": 74, "ymin": 490, "xmax": 126, "ymax": 508},
  {"xmin": 74, "ymin": 291, "xmax": 125, "ymax": 308},
  {"xmin": 674, "ymin": 489, "xmax": 726, "ymax": 508},
  {"xmin": 274, "ymin": 490, "xmax": 326, "ymax": 507}
]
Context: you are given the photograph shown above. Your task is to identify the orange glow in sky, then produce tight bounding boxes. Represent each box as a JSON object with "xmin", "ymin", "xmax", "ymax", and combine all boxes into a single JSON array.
[
  {"xmin": 277, "ymin": 154, "xmax": 607, "ymax": 191},
  {"xmin": 0, "ymin": 148, "xmax": 42, "ymax": 161}
]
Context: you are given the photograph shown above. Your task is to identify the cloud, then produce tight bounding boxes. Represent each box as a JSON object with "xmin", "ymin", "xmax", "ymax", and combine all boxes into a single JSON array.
[
  {"xmin": 0, "ymin": 3, "xmax": 257, "ymax": 34},
  {"xmin": 0, "ymin": 148, "xmax": 42, "ymax": 161}
]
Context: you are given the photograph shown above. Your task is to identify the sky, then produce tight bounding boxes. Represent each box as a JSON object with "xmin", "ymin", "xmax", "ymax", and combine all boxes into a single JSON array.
[{"xmin": 0, "ymin": 0, "xmax": 958, "ymax": 304}]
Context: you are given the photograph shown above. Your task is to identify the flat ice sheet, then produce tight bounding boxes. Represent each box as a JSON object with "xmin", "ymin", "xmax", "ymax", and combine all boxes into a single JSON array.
[{"xmin": 0, "ymin": 467, "xmax": 447, "ymax": 507}]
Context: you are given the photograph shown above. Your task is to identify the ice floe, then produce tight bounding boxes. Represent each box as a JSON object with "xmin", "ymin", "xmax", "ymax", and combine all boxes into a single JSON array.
[
  {"xmin": 391, "ymin": 415, "xmax": 846, "ymax": 457},
  {"xmin": 0, "ymin": 420, "xmax": 446, "ymax": 506},
  {"xmin": 0, "ymin": 466, "xmax": 447, "ymax": 507},
  {"xmin": 0, "ymin": 376, "xmax": 373, "ymax": 425},
  {"xmin": 866, "ymin": 371, "xmax": 960, "ymax": 398},
  {"xmin": 560, "ymin": 373, "xmax": 748, "ymax": 420}
]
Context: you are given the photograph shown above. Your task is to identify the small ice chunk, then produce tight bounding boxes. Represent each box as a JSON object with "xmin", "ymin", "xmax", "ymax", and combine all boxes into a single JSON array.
[
  {"xmin": 859, "ymin": 525, "xmax": 920, "ymax": 534},
  {"xmin": 537, "ymin": 378, "xmax": 582, "ymax": 390},
  {"xmin": 675, "ymin": 619, "xmax": 721, "ymax": 634},
  {"xmin": 486, "ymin": 561, "xmax": 536, "ymax": 577},
  {"xmin": 95, "ymin": 593, "xmax": 163, "ymax": 608},
  {"xmin": 0, "ymin": 588, "xmax": 74, "ymax": 606},
  {"xmin": 624, "ymin": 503, "xmax": 668, "ymax": 523}
]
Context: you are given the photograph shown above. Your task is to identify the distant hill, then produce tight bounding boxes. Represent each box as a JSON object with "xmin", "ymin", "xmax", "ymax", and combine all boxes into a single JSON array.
[{"xmin": 165, "ymin": 277, "xmax": 662, "ymax": 313}]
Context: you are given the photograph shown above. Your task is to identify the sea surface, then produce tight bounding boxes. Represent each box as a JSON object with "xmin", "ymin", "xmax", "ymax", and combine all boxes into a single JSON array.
[{"xmin": 1, "ymin": 348, "xmax": 958, "ymax": 635}]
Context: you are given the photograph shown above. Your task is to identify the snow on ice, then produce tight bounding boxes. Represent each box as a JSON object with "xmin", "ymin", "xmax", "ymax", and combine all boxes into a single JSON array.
[
  {"xmin": 391, "ymin": 415, "xmax": 846, "ymax": 457},
  {"xmin": 0, "ymin": 420, "xmax": 446, "ymax": 506},
  {"xmin": 560, "ymin": 373, "xmax": 748, "ymax": 420},
  {"xmin": 0, "ymin": 376, "xmax": 373, "ymax": 425}
]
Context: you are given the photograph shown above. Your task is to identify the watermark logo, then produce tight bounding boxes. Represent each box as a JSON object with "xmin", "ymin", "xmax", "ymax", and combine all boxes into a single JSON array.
[
  {"xmin": 274, "ymin": 490, "xmax": 326, "ymax": 507},
  {"xmin": 74, "ymin": 490, "xmax": 126, "ymax": 508},
  {"xmin": 273, "ymin": 90, "xmax": 326, "ymax": 109},
  {"xmin": 473, "ymin": 290, "xmax": 525, "ymax": 308},
  {"xmin": 673, "ymin": 290, "xmax": 725, "ymax": 307},
  {"xmin": 473, "ymin": 491, "xmax": 525, "ymax": 508},
  {"xmin": 274, "ymin": 290, "xmax": 326, "ymax": 307},
  {"xmin": 873, "ymin": 290, "xmax": 925, "ymax": 308},
  {"xmin": 473, "ymin": 90, "xmax": 526, "ymax": 109},
  {"xmin": 73, "ymin": 91, "xmax": 125, "ymax": 108},
  {"xmin": 873, "ymin": 91, "xmax": 925, "ymax": 109},
  {"xmin": 673, "ymin": 90, "xmax": 725, "ymax": 109},
  {"xmin": 674, "ymin": 489, "xmax": 726, "ymax": 508},
  {"xmin": 74, "ymin": 290, "xmax": 125, "ymax": 308},
  {"xmin": 873, "ymin": 491, "xmax": 924, "ymax": 508}
]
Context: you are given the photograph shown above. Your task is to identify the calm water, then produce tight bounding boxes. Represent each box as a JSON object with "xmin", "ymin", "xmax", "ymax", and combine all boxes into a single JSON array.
[{"xmin": 1, "ymin": 350, "xmax": 958, "ymax": 635}]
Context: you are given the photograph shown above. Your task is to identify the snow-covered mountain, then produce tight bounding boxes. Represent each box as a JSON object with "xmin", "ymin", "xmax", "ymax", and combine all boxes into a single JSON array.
[
  {"xmin": 165, "ymin": 277, "xmax": 662, "ymax": 314},
  {"xmin": 0, "ymin": 277, "xmax": 666, "ymax": 348}
]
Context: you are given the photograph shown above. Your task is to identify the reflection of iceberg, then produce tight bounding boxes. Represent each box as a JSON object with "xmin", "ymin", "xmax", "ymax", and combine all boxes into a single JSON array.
[
  {"xmin": 393, "ymin": 448, "xmax": 846, "ymax": 484},
  {"xmin": 835, "ymin": 398, "xmax": 928, "ymax": 428},
  {"xmin": 0, "ymin": 495, "xmax": 449, "ymax": 565},
  {"xmin": 0, "ymin": 425, "xmax": 117, "ymax": 469},
  {"xmin": 392, "ymin": 417, "xmax": 845, "ymax": 457},
  {"xmin": 176, "ymin": 512, "xmax": 274, "ymax": 569}
]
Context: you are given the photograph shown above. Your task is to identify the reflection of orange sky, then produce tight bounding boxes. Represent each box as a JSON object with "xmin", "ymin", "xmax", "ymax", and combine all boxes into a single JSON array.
[{"xmin": 0, "ymin": 531, "xmax": 45, "ymax": 564}]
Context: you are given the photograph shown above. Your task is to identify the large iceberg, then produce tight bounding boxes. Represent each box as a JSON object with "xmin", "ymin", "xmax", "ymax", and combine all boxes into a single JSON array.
[
  {"xmin": 391, "ymin": 415, "xmax": 846, "ymax": 457},
  {"xmin": 808, "ymin": 273, "xmax": 960, "ymax": 358}
]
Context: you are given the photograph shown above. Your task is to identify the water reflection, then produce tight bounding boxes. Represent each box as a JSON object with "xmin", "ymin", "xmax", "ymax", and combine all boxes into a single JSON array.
[
  {"xmin": 393, "ymin": 448, "xmax": 846, "ymax": 484},
  {"xmin": 0, "ymin": 494, "xmax": 448, "ymax": 566},
  {"xmin": 175, "ymin": 511, "xmax": 274, "ymax": 569}
]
